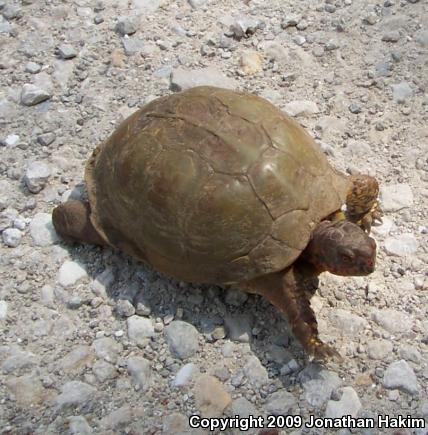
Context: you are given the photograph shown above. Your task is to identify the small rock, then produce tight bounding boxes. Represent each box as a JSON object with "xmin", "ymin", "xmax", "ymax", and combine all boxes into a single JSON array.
[
  {"xmin": 116, "ymin": 299, "xmax": 135, "ymax": 317},
  {"xmin": 243, "ymin": 355, "xmax": 269, "ymax": 388},
  {"xmin": 366, "ymin": 339, "xmax": 393, "ymax": 360},
  {"xmin": 127, "ymin": 315, "xmax": 154, "ymax": 346},
  {"xmin": 55, "ymin": 381, "xmax": 97, "ymax": 409},
  {"xmin": 92, "ymin": 337, "xmax": 122, "ymax": 363},
  {"xmin": 283, "ymin": 100, "xmax": 319, "ymax": 117},
  {"xmin": 384, "ymin": 234, "xmax": 418, "ymax": 257},
  {"xmin": 57, "ymin": 44, "xmax": 77, "ymax": 60},
  {"xmin": 60, "ymin": 345, "xmax": 95, "ymax": 374},
  {"xmin": 348, "ymin": 103, "xmax": 362, "ymax": 114},
  {"xmin": 92, "ymin": 360, "xmax": 117, "ymax": 383},
  {"xmin": 399, "ymin": 344, "xmax": 421, "ymax": 364},
  {"xmin": 68, "ymin": 416, "xmax": 93, "ymax": 435},
  {"xmin": 2, "ymin": 228, "xmax": 22, "ymax": 247},
  {"xmin": 415, "ymin": 29, "xmax": 428, "ymax": 47},
  {"xmin": 382, "ymin": 31, "xmax": 400, "ymax": 42},
  {"xmin": 229, "ymin": 16, "xmax": 261, "ymax": 40},
  {"xmin": 194, "ymin": 374, "xmax": 231, "ymax": 418},
  {"xmin": 99, "ymin": 406, "xmax": 133, "ymax": 430},
  {"xmin": 224, "ymin": 314, "xmax": 252, "ymax": 343},
  {"xmin": 391, "ymin": 82, "xmax": 413, "ymax": 104},
  {"xmin": 165, "ymin": 320, "xmax": 199, "ymax": 359},
  {"xmin": 170, "ymin": 67, "xmax": 237, "ymax": 91},
  {"xmin": 325, "ymin": 387, "xmax": 361, "ymax": 418},
  {"xmin": 265, "ymin": 389, "xmax": 296, "ymax": 415},
  {"xmin": 4, "ymin": 133, "xmax": 20, "ymax": 147},
  {"xmin": 239, "ymin": 50, "xmax": 263, "ymax": 75},
  {"xmin": 187, "ymin": 0, "xmax": 206, "ymax": 8},
  {"xmin": 329, "ymin": 309, "xmax": 368, "ymax": 335},
  {"xmin": 58, "ymin": 260, "xmax": 88, "ymax": 287},
  {"xmin": 172, "ymin": 363, "xmax": 199, "ymax": 388},
  {"xmin": 20, "ymin": 84, "xmax": 51, "ymax": 106},
  {"xmin": 29, "ymin": 213, "xmax": 59, "ymax": 246},
  {"xmin": 5, "ymin": 375, "xmax": 45, "ymax": 407},
  {"xmin": 127, "ymin": 356, "xmax": 152, "ymax": 390},
  {"xmin": 2, "ymin": 348, "xmax": 38, "ymax": 374},
  {"xmin": 371, "ymin": 309, "xmax": 413, "ymax": 334},
  {"xmin": 303, "ymin": 372, "xmax": 342, "ymax": 408},
  {"xmin": 380, "ymin": 184, "xmax": 413, "ymax": 211},
  {"xmin": 226, "ymin": 397, "xmax": 258, "ymax": 418},
  {"xmin": 281, "ymin": 14, "xmax": 300, "ymax": 29},
  {"xmin": 121, "ymin": 37, "xmax": 145, "ymax": 56},
  {"xmin": 37, "ymin": 132, "xmax": 56, "ymax": 146},
  {"xmin": 382, "ymin": 360, "xmax": 420, "ymax": 395},
  {"xmin": 24, "ymin": 161, "xmax": 51, "ymax": 193},
  {"xmin": 116, "ymin": 16, "xmax": 139, "ymax": 35},
  {"xmin": 0, "ymin": 300, "xmax": 7, "ymax": 320}
]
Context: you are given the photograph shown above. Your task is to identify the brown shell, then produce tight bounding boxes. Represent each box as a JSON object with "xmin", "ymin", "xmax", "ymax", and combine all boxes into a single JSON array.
[{"xmin": 85, "ymin": 86, "xmax": 350, "ymax": 284}]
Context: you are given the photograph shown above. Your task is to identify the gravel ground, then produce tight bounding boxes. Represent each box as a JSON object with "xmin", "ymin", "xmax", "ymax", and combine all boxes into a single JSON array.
[{"xmin": 0, "ymin": 0, "xmax": 427, "ymax": 434}]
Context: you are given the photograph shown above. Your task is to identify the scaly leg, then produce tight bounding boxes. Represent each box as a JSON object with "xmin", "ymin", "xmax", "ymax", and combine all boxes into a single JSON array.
[{"xmin": 240, "ymin": 268, "xmax": 340, "ymax": 360}]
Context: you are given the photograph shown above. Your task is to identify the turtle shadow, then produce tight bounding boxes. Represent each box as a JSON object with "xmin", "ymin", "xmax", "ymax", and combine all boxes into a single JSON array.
[{"xmin": 62, "ymin": 239, "xmax": 316, "ymax": 389}]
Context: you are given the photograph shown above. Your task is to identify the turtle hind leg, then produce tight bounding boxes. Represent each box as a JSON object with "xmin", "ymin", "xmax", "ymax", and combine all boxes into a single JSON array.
[
  {"xmin": 52, "ymin": 200, "xmax": 107, "ymax": 246},
  {"xmin": 240, "ymin": 268, "xmax": 340, "ymax": 361},
  {"xmin": 346, "ymin": 174, "xmax": 383, "ymax": 232}
]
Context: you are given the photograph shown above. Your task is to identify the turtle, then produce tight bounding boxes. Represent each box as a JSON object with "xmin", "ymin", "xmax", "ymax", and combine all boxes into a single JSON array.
[{"xmin": 52, "ymin": 86, "xmax": 381, "ymax": 359}]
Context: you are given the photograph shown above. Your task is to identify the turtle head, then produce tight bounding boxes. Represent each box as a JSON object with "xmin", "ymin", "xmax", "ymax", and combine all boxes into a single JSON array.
[
  {"xmin": 52, "ymin": 200, "xmax": 106, "ymax": 246},
  {"xmin": 305, "ymin": 220, "xmax": 376, "ymax": 276}
]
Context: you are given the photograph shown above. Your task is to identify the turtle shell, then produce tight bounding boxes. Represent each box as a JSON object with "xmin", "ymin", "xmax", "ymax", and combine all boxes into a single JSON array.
[{"xmin": 85, "ymin": 86, "xmax": 350, "ymax": 284}]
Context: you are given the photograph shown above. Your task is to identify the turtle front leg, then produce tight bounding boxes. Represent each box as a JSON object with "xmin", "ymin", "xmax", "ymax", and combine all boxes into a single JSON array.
[
  {"xmin": 240, "ymin": 268, "xmax": 340, "ymax": 360},
  {"xmin": 345, "ymin": 174, "xmax": 383, "ymax": 232}
]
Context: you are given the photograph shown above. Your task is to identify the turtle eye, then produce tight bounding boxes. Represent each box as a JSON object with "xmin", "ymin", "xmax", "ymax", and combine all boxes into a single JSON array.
[{"xmin": 340, "ymin": 249, "xmax": 355, "ymax": 262}]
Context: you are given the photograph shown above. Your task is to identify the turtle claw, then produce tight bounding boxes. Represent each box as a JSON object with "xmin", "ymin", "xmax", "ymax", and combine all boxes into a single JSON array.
[{"xmin": 309, "ymin": 339, "xmax": 342, "ymax": 362}]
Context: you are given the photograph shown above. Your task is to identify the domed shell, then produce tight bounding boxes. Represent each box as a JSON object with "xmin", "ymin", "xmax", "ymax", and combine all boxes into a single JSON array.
[{"xmin": 86, "ymin": 86, "xmax": 350, "ymax": 284}]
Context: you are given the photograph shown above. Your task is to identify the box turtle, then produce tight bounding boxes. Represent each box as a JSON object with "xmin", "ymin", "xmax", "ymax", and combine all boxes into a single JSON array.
[{"xmin": 53, "ymin": 86, "xmax": 382, "ymax": 359}]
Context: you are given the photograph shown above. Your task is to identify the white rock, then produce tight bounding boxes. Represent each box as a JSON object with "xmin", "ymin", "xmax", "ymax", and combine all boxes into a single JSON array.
[
  {"xmin": 2, "ymin": 228, "xmax": 22, "ymax": 247},
  {"xmin": 380, "ymin": 184, "xmax": 413, "ymax": 212},
  {"xmin": 20, "ymin": 84, "xmax": 51, "ymax": 106},
  {"xmin": 127, "ymin": 356, "xmax": 152, "ymax": 390},
  {"xmin": 384, "ymin": 233, "xmax": 418, "ymax": 256},
  {"xmin": 371, "ymin": 309, "xmax": 413, "ymax": 334},
  {"xmin": 172, "ymin": 363, "xmax": 199, "ymax": 388},
  {"xmin": 55, "ymin": 381, "xmax": 97, "ymax": 409},
  {"xmin": 58, "ymin": 260, "xmax": 88, "ymax": 287},
  {"xmin": 24, "ymin": 161, "xmax": 51, "ymax": 193},
  {"xmin": 127, "ymin": 315, "xmax": 154, "ymax": 346},
  {"xmin": 0, "ymin": 300, "xmax": 8, "ymax": 320},
  {"xmin": 283, "ymin": 100, "xmax": 319, "ymax": 117},
  {"xmin": 165, "ymin": 320, "xmax": 199, "ymax": 359},
  {"xmin": 391, "ymin": 82, "xmax": 413, "ymax": 104},
  {"xmin": 382, "ymin": 360, "xmax": 420, "ymax": 395},
  {"xmin": 243, "ymin": 355, "xmax": 269, "ymax": 388},
  {"xmin": 29, "ymin": 213, "xmax": 59, "ymax": 247},
  {"xmin": 325, "ymin": 387, "xmax": 361, "ymax": 418},
  {"xmin": 5, "ymin": 134, "xmax": 20, "ymax": 147}
]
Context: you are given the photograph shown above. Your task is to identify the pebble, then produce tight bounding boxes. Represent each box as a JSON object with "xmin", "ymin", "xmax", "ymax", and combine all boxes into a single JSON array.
[
  {"xmin": 92, "ymin": 337, "xmax": 122, "ymax": 363},
  {"xmin": 24, "ymin": 161, "xmax": 51, "ymax": 193},
  {"xmin": 366, "ymin": 339, "xmax": 393, "ymax": 360},
  {"xmin": 92, "ymin": 360, "xmax": 117, "ymax": 382},
  {"xmin": 382, "ymin": 360, "xmax": 420, "ymax": 395},
  {"xmin": 0, "ymin": 300, "xmax": 7, "ymax": 320},
  {"xmin": 57, "ymin": 44, "xmax": 77, "ymax": 60},
  {"xmin": 2, "ymin": 347, "xmax": 38, "ymax": 374},
  {"xmin": 382, "ymin": 31, "xmax": 400, "ymax": 42},
  {"xmin": 116, "ymin": 16, "xmax": 139, "ymax": 35},
  {"xmin": 415, "ymin": 29, "xmax": 428, "ymax": 47},
  {"xmin": 399, "ymin": 344, "xmax": 421, "ymax": 364},
  {"xmin": 226, "ymin": 396, "xmax": 258, "ymax": 418},
  {"xmin": 265, "ymin": 390, "xmax": 296, "ymax": 415},
  {"xmin": 127, "ymin": 315, "xmax": 154, "ymax": 346},
  {"xmin": 239, "ymin": 50, "xmax": 263, "ymax": 75},
  {"xmin": 29, "ymin": 213, "xmax": 59, "ymax": 246},
  {"xmin": 194, "ymin": 374, "xmax": 231, "ymax": 418},
  {"xmin": 348, "ymin": 103, "xmax": 362, "ymax": 114},
  {"xmin": 303, "ymin": 373, "xmax": 342, "ymax": 407},
  {"xmin": 170, "ymin": 67, "xmax": 237, "ymax": 91},
  {"xmin": 20, "ymin": 84, "xmax": 51, "ymax": 106},
  {"xmin": 187, "ymin": 0, "xmax": 206, "ymax": 8},
  {"xmin": 115, "ymin": 299, "xmax": 135, "ymax": 317},
  {"xmin": 68, "ymin": 416, "xmax": 93, "ymax": 435},
  {"xmin": 58, "ymin": 260, "xmax": 88, "ymax": 287},
  {"xmin": 0, "ymin": 15, "xmax": 12, "ymax": 34},
  {"xmin": 55, "ymin": 381, "xmax": 97, "ymax": 409},
  {"xmin": 60, "ymin": 345, "xmax": 95, "ymax": 374},
  {"xmin": 127, "ymin": 356, "xmax": 152, "ymax": 390},
  {"xmin": 164, "ymin": 320, "xmax": 199, "ymax": 359},
  {"xmin": 37, "ymin": 132, "xmax": 56, "ymax": 146},
  {"xmin": 243, "ymin": 355, "xmax": 269, "ymax": 388},
  {"xmin": 384, "ymin": 233, "xmax": 418, "ymax": 257},
  {"xmin": 380, "ymin": 184, "xmax": 413, "ymax": 212},
  {"xmin": 4, "ymin": 133, "xmax": 20, "ymax": 147},
  {"xmin": 325, "ymin": 387, "xmax": 362, "ymax": 418},
  {"xmin": 2, "ymin": 228, "xmax": 22, "ymax": 247},
  {"xmin": 229, "ymin": 16, "xmax": 261, "ymax": 40},
  {"xmin": 283, "ymin": 100, "xmax": 319, "ymax": 117},
  {"xmin": 121, "ymin": 37, "xmax": 145, "ymax": 56},
  {"xmin": 224, "ymin": 314, "xmax": 252, "ymax": 343},
  {"xmin": 171, "ymin": 362, "xmax": 199, "ymax": 388},
  {"xmin": 98, "ymin": 406, "xmax": 133, "ymax": 430},
  {"xmin": 5, "ymin": 375, "xmax": 45, "ymax": 407},
  {"xmin": 90, "ymin": 268, "xmax": 114, "ymax": 299},
  {"xmin": 391, "ymin": 82, "xmax": 413, "ymax": 104},
  {"xmin": 329, "ymin": 309, "xmax": 368, "ymax": 335},
  {"xmin": 371, "ymin": 309, "xmax": 413, "ymax": 334},
  {"xmin": 281, "ymin": 14, "xmax": 300, "ymax": 29}
]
